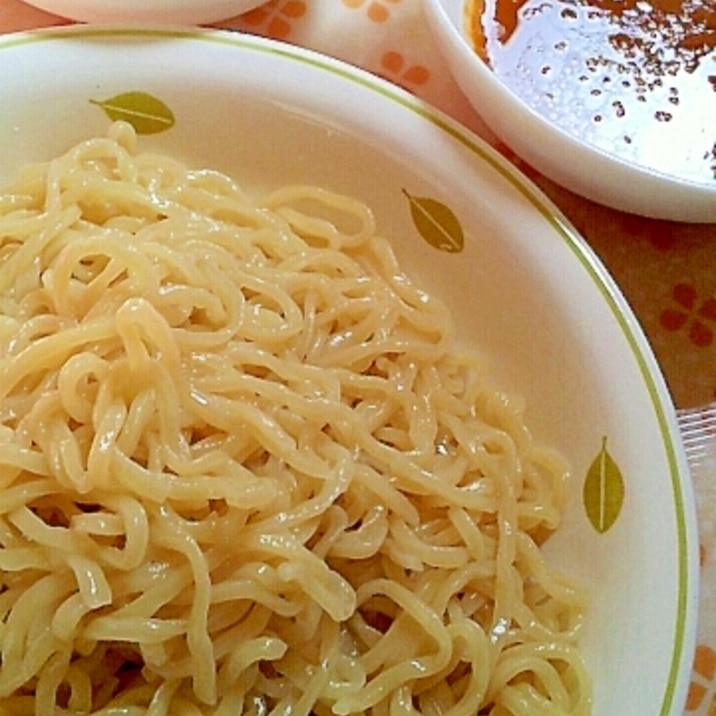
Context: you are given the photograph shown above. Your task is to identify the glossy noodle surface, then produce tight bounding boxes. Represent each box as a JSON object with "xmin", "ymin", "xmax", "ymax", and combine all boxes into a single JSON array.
[{"xmin": 0, "ymin": 123, "xmax": 590, "ymax": 715}]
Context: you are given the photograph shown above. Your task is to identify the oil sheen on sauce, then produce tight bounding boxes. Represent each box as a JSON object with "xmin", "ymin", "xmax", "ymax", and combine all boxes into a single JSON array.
[{"xmin": 467, "ymin": 0, "xmax": 716, "ymax": 184}]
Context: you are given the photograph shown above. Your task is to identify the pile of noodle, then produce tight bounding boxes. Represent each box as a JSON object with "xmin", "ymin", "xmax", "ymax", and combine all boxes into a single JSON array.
[{"xmin": 0, "ymin": 122, "xmax": 590, "ymax": 715}]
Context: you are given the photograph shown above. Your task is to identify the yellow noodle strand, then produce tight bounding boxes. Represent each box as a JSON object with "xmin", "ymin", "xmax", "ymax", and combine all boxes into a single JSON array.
[{"xmin": 0, "ymin": 123, "xmax": 590, "ymax": 715}]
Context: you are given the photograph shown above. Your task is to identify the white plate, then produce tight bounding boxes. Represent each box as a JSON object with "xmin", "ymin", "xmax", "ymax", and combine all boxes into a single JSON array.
[
  {"xmin": 0, "ymin": 26, "xmax": 699, "ymax": 715},
  {"xmin": 18, "ymin": 0, "xmax": 266, "ymax": 23},
  {"xmin": 423, "ymin": 0, "xmax": 716, "ymax": 223}
]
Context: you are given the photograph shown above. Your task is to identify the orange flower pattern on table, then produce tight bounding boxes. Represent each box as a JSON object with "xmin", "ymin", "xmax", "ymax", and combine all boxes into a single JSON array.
[
  {"xmin": 343, "ymin": 0, "xmax": 402, "ymax": 23},
  {"xmin": 380, "ymin": 50, "xmax": 430, "ymax": 88},
  {"xmin": 612, "ymin": 213, "xmax": 682, "ymax": 251},
  {"xmin": 661, "ymin": 284, "xmax": 716, "ymax": 348},
  {"xmin": 687, "ymin": 644, "xmax": 716, "ymax": 714},
  {"xmin": 239, "ymin": 0, "xmax": 307, "ymax": 40}
]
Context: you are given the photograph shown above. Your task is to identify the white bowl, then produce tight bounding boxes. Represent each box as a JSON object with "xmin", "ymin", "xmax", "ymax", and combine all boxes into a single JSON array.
[
  {"xmin": 0, "ymin": 25, "xmax": 699, "ymax": 715},
  {"xmin": 423, "ymin": 0, "xmax": 716, "ymax": 222},
  {"xmin": 18, "ymin": 0, "xmax": 266, "ymax": 23}
]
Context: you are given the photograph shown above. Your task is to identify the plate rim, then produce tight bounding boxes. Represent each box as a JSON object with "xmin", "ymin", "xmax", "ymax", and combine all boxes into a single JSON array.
[{"xmin": 14, "ymin": 0, "xmax": 266, "ymax": 24}]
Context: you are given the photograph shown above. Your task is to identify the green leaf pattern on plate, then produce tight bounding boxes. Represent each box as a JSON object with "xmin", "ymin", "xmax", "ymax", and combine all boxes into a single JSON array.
[
  {"xmin": 403, "ymin": 189, "xmax": 464, "ymax": 253},
  {"xmin": 583, "ymin": 436, "xmax": 625, "ymax": 534},
  {"xmin": 90, "ymin": 91, "xmax": 176, "ymax": 135}
]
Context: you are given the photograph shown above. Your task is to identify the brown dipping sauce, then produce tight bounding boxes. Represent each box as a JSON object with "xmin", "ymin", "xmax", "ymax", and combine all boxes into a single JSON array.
[{"xmin": 467, "ymin": 0, "xmax": 716, "ymax": 184}]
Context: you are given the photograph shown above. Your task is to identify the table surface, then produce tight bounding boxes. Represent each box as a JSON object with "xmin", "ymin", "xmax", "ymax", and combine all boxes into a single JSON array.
[{"xmin": 1, "ymin": 1, "xmax": 715, "ymax": 714}]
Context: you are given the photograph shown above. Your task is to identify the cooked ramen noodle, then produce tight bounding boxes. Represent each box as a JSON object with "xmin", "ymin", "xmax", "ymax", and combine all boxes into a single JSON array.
[{"xmin": 0, "ymin": 122, "xmax": 590, "ymax": 715}]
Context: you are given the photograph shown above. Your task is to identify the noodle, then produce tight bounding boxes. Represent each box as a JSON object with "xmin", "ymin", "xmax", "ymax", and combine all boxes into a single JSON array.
[{"xmin": 0, "ymin": 122, "xmax": 591, "ymax": 715}]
